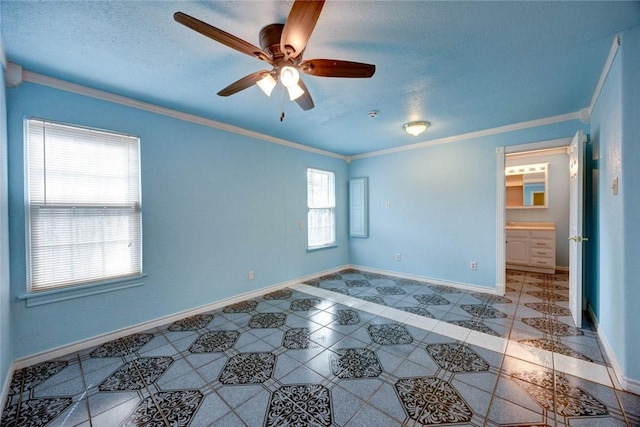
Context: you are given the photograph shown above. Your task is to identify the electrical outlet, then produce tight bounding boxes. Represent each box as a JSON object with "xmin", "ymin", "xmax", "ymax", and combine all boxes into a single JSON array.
[
  {"xmin": 385, "ymin": 201, "xmax": 391, "ymax": 209},
  {"xmin": 395, "ymin": 253, "xmax": 401, "ymax": 261},
  {"xmin": 470, "ymin": 261, "xmax": 477, "ymax": 270},
  {"xmin": 248, "ymin": 271, "xmax": 255, "ymax": 280}
]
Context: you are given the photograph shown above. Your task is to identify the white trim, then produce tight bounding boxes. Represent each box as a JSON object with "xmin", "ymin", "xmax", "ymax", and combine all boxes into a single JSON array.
[
  {"xmin": 349, "ymin": 264, "xmax": 500, "ymax": 294},
  {"xmin": 495, "ymin": 147, "xmax": 506, "ymax": 296},
  {"xmin": 11, "ymin": 265, "xmax": 348, "ymax": 370},
  {"xmin": 586, "ymin": 34, "xmax": 621, "ymax": 120},
  {"xmin": 0, "ymin": 363, "xmax": 14, "ymax": 416},
  {"xmin": 19, "ymin": 68, "xmax": 346, "ymax": 161},
  {"xmin": 505, "ymin": 145, "xmax": 569, "ymax": 161},
  {"xmin": 587, "ymin": 304, "xmax": 639, "ymax": 394},
  {"xmin": 350, "ymin": 112, "xmax": 582, "ymax": 160},
  {"xmin": 504, "ymin": 137, "xmax": 573, "ymax": 154}
]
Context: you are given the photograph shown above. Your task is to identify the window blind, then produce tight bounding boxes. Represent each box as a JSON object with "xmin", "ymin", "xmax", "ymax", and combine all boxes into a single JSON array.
[
  {"xmin": 307, "ymin": 168, "xmax": 335, "ymax": 248},
  {"xmin": 26, "ymin": 119, "xmax": 142, "ymax": 292}
]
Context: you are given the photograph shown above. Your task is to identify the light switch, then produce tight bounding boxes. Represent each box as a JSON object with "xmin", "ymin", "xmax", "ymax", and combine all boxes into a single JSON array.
[{"xmin": 612, "ymin": 177, "xmax": 619, "ymax": 196}]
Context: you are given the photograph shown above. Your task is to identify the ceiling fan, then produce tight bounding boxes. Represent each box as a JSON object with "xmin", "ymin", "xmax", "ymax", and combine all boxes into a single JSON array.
[{"xmin": 174, "ymin": 0, "xmax": 375, "ymax": 113}]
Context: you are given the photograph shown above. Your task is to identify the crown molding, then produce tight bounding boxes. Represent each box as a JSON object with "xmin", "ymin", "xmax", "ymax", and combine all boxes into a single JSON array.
[
  {"xmin": 350, "ymin": 111, "xmax": 582, "ymax": 161},
  {"xmin": 19, "ymin": 68, "xmax": 347, "ymax": 161},
  {"xmin": 586, "ymin": 34, "xmax": 621, "ymax": 121}
]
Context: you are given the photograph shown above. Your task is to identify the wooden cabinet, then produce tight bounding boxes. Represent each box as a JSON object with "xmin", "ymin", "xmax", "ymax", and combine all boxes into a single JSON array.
[{"xmin": 506, "ymin": 224, "xmax": 555, "ymax": 274}]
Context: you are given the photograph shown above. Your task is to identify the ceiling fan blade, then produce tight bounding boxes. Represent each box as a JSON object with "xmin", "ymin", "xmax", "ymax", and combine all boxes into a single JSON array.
[
  {"xmin": 280, "ymin": 0, "xmax": 325, "ymax": 60},
  {"xmin": 217, "ymin": 71, "xmax": 271, "ymax": 97},
  {"xmin": 300, "ymin": 59, "xmax": 376, "ymax": 78},
  {"xmin": 295, "ymin": 78, "xmax": 314, "ymax": 111},
  {"xmin": 174, "ymin": 12, "xmax": 271, "ymax": 62}
]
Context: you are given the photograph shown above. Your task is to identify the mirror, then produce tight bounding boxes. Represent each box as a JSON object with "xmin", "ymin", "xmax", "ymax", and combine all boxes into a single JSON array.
[{"xmin": 505, "ymin": 163, "xmax": 548, "ymax": 208}]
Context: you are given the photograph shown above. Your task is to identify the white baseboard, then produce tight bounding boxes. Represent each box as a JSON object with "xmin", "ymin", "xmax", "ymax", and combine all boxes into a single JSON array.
[
  {"xmin": 587, "ymin": 304, "xmax": 640, "ymax": 394},
  {"xmin": 349, "ymin": 264, "xmax": 501, "ymax": 294},
  {"xmin": 1, "ymin": 363, "xmax": 14, "ymax": 411},
  {"xmin": 12, "ymin": 265, "xmax": 348, "ymax": 371}
]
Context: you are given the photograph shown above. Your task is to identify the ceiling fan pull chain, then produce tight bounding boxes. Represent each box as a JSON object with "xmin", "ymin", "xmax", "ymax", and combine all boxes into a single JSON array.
[{"xmin": 280, "ymin": 85, "xmax": 286, "ymax": 122}]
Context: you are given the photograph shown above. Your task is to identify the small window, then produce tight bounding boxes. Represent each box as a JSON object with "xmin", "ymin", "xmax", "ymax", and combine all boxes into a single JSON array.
[
  {"xmin": 307, "ymin": 168, "xmax": 335, "ymax": 249},
  {"xmin": 25, "ymin": 118, "xmax": 142, "ymax": 293}
]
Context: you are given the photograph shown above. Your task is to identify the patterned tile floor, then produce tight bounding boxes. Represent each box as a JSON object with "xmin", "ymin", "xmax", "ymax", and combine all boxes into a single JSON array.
[{"xmin": 3, "ymin": 269, "xmax": 639, "ymax": 426}]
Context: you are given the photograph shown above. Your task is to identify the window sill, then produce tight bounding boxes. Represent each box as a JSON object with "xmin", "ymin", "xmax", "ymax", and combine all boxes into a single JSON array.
[
  {"xmin": 18, "ymin": 275, "xmax": 147, "ymax": 307},
  {"xmin": 307, "ymin": 244, "xmax": 338, "ymax": 253}
]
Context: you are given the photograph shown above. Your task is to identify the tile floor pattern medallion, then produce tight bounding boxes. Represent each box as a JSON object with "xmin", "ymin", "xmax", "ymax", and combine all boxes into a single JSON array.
[
  {"xmin": 290, "ymin": 298, "xmax": 321, "ymax": 311},
  {"xmin": 376, "ymin": 286, "xmax": 406, "ymax": 295},
  {"xmin": 3, "ymin": 268, "xmax": 639, "ymax": 426},
  {"xmin": 330, "ymin": 348, "xmax": 383, "ymax": 379},
  {"xmin": 335, "ymin": 309, "xmax": 360, "ymax": 325},
  {"xmin": 263, "ymin": 289, "xmax": 292, "ymax": 300},
  {"xmin": 8, "ymin": 360, "xmax": 68, "ymax": 394},
  {"xmin": 526, "ymin": 291, "xmax": 569, "ymax": 301},
  {"xmin": 89, "ymin": 333, "xmax": 154, "ymax": 357},
  {"xmin": 471, "ymin": 293, "xmax": 512, "ymax": 304},
  {"xmin": 524, "ymin": 302, "xmax": 572, "ymax": 316},
  {"xmin": 394, "ymin": 377, "xmax": 474, "ymax": 424},
  {"xmin": 400, "ymin": 305, "xmax": 435, "ymax": 318},
  {"xmin": 428, "ymin": 284, "xmax": 463, "ymax": 294},
  {"xmin": 1, "ymin": 397, "xmax": 73, "ymax": 427},
  {"xmin": 413, "ymin": 293, "xmax": 450, "ymax": 305},
  {"xmin": 122, "ymin": 390, "xmax": 204, "ymax": 427},
  {"xmin": 522, "ymin": 318, "xmax": 584, "ymax": 336},
  {"xmin": 512, "ymin": 371, "xmax": 608, "ymax": 418},
  {"xmin": 99, "ymin": 356, "xmax": 174, "ymax": 391},
  {"xmin": 265, "ymin": 384, "xmax": 332, "ymax": 427},
  {"xmin": 461, "ymin": 304, "xmax": 508, "ymax": 318},
  {"xmin": 223, "ymin": 300, "xmax": 258, "ymax": 313},
  {"xmin": 449, "ymin": 320, "xmax": 499, "ymax": 336},
  {"xmin": 249, "ymin": 312, "xmax": 287, "ymax": 328},
  {"xmin": 283, "ymin": 327, "xmax": 318, "ymax": 349},
  {"xmin": 218, "ymin": 352, "xmax": 276, "ymax": 384},
  {"xmin": 360, "ymin": 295, "xmax": 387, "ymax": 305},
  {"xmin": 189, "ymin": 330, "xmax": 240, "ymax": 353},
  {"xmin": 426, "ymin": 343, "xmax": 490, "ymax": 373},
  {"xmin": 368, "ymin": 324, "xmax": 414, "ymax": 345},
  {"xmin": 345, "ymin": 279, "xmax": 370, "ymax": 287},
  {"xmin": 518, "ymin": 339, "xmax": 593, "ymax": 362},
  {"xmin": 167, "ymin": 314, "xmax": 214, "ymax": 331}
]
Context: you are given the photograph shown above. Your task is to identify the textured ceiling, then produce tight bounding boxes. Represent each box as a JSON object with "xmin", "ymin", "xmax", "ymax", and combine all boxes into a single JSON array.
[{"xmin": 2, "ymin": 1, "xmax": 639, "ymax": 156}]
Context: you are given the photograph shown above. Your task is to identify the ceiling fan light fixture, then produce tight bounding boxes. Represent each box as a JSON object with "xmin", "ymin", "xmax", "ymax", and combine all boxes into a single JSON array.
[
  {"xmin": 404, "ymin": 121, "xmax": 430, "ymax": 136},
  {"xmin": 280, "ymin": 66, "xmax": 300, "ymax": 88},
  {"xmin": 256, "ymin": 73, "xmax": 277, "ymax": 96},
  {"xmin": 287, "ymin": 83, "xmax": 305, "ymax": 101}
]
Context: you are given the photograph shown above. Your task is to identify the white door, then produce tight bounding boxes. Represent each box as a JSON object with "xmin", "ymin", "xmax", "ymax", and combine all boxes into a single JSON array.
[{"xmin": 569, "ymin": 130, "xmax": 585, "ymax": 328}]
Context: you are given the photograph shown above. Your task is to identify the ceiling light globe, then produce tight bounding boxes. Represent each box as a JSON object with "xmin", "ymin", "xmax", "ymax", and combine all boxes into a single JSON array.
[
  {"xmin": 404, "ymin": 121, "xmax": 430, "ymax": 136},
  {"xmin": 256, "ymin": 73, "xmax": 277, "ymax": 97},
  {"xmin": 280, "ymin": 66, "xmax": 300, "ymax": 88}
]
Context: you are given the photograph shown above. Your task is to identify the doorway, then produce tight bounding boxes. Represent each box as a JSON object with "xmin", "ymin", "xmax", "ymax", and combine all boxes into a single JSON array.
[{"xmin": 496, "ymin": 135, "xmax": 584, "ymax": 326}]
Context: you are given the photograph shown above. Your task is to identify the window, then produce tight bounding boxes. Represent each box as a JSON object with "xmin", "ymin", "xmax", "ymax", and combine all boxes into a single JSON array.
[
  {"xmin": 25, "ymin": 118, "xmax": 142, "ymax": 293},
  {"xmin": 307, "ymin": 168, "xmax": 335, "ymax": 248}
]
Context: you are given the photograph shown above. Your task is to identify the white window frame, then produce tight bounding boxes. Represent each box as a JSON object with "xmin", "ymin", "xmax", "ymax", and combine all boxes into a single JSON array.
[
  {"xmin": 307, "ymin": 168, "xmax": 336, "ymax": 249},
  {"xmin": 24, "ymin": 118, "xmax": 143, "ymax": 294}
]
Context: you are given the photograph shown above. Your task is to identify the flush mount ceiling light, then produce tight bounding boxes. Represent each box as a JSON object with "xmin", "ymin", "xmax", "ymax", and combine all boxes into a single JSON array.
[{"xmin": 403, "ymin": 121, "xmax": 430, "ymax": 136}]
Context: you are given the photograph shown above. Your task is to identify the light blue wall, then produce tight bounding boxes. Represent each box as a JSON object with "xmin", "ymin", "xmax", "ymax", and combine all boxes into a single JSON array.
[
  {"xmin": 506, "ymin": 151, "xmax": 570, "ymax": 267},
  {"xmin": 589, "ymin": 25, "xmax": 640, "ymax": 387},
  {"xmin": 1, "ymin": 59, "xmax": 14, "ymax": 397},
  {"xmin": 620, "ymin": 25, "xmax": 640, "ymax": 386},
  {"xmin": 349, "ymin": 120, "xmax": 584, "ymax": 289},
  {"xmin": 7, "ymin": 83, "xmax": 349, "ymax": 359}
]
